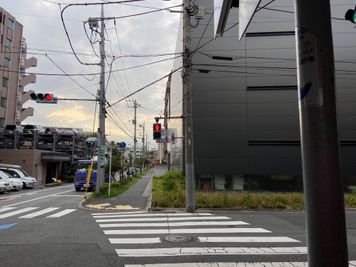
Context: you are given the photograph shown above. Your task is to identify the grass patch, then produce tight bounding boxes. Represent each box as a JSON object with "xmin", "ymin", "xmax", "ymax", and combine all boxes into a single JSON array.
[
  {"xmin": 91, "ymin": 171, "xmax": 146, "ymax": 199},
  {"xmin": 151, "ymin": 171, "xmax": 356, "ymax": 209}
]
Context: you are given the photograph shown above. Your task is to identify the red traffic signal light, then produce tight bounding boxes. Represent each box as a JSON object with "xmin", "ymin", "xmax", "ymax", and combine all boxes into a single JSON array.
[
  {"xmin": 30, "ymin": 93, "xmax": 58, "ymax": 104},
  {"xmin": 153, "ymin": 123, "xmax": 161, "ymax": 132},
  {"xmin": 153, "ymin": 123, "xmax": 161, "ymax": 140}
]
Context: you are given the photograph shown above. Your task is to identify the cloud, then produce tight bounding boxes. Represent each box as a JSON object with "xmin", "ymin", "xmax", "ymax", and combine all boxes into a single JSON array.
[{"xmin": 2, "ymin": 0, "xmax": 182, "ymax": 148}]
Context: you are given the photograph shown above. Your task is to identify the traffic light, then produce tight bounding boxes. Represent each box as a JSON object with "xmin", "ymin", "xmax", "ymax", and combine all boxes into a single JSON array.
[
  {"xmin": 153, "ymin": 123, "xmax": 161, "ymax": 140},
  {"xmin": 30, "ymin": 93, "xmax": 58, "ymax": 104},
  {"xmin": 345, "ymin": 6, "xmax": 356, "ymax": 23}
]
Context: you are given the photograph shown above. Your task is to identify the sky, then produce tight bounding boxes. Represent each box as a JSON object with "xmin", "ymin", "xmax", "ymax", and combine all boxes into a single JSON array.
[{"xmin": 0, "ymin": 0, "xmax": 182, "ymax": 150}]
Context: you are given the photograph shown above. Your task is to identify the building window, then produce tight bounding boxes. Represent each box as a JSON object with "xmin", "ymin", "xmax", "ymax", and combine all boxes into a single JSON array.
[
  {"xmin": 0, "ymin": 118, "xmax": 4, "ymax": 128},
  {"xmin": 247, "ymin": 85, "xmax": 297, "ymax": 91},
  {"xmin": 5, "ymin": 38, "xmax": 11, "ymax": 48},
  {"xmin": 2, "ymin": 77, "xmax": 9, "ymax": 88},
  {"xmin": 7, "ymin": 18, "xmax": 14, "ymax": 30},
  {"xmin": 4, "ymin": 58, "xmax": 10, "ymax": 68},
  {"xmin": 0, "ymin": 97, "xmax": 6, "ymax": 108},
  {"xmin": 246, "ymin": 31, "xmax": 295, "ymax": 37}
]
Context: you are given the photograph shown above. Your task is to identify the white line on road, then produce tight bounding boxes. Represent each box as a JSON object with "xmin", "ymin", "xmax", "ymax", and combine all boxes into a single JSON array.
[
  {"xmin": 109, "ymin": 237, "xmax": 161, "ymax": 244},
  {"xmin": 93, "ymin": 213, "xmax": 213, "ymax": 218},
  {"xmin": 3, "ymin": 189, "xmax": 75, "ymax": 207},
  {"xmin": 91, "ymin": 211, "xmax": 149, "ymax": 216},
  {"xmin": 19, "ymin": 207, "xmax": 60, "ymax": 218},
  {"xmin": 198, "ymin": 236, "xmax": 300, "ymax": 243},
  {"xmin": 116, "ymin": 246, "xmax": 307, "ymax": 257},
  {"xmin": 124, "ymin": 262, "xmax": 356, "ymax": 267},
  {"xmin": 0, "ymin": 207, "xmax": 38, "ymax": 219},
  {"xmin": 99, "ymin": 221, "xmax": 249, "ymax": 228},
  {"xmin": 46, "ymin": 209, "xmax": 76, "ymax": 218},
  {"xmin": 104, "ymin": 228, "xmax": 270, "ymax": 235},
  {"xmin": 0, "ymin": 207, "xmax": 16, "ymax": 213},
  {"xmin": 96, "ymin": 216, "xmax": 231, "ymax": 223}
]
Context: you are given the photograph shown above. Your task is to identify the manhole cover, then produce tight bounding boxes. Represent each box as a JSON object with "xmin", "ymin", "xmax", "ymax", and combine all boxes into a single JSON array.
[{"xmin": 165, "ymin": 235, "xmax": 193, "ymax": 243}]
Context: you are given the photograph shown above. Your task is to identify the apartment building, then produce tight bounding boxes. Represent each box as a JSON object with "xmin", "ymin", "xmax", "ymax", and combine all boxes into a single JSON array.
[
  {"xmin": 169, "ymin": 0, "xmax": 356, "ymax": 191},
  {"xmin": 0, "ymin": 7, "xmax": 36, "ymax": 129}
]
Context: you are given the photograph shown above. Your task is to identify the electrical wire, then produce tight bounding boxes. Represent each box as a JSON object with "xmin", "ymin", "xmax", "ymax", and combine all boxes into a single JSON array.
[
  {"xmin": 107, "ymin": 66, "xmax": 184, "ymax": 108},
  {"xmin": 44, "ymin": 54, "xmax": 98, "ymax": 97},
  {"xmin": 96, "ymin": 4, "xmax": 183, "ymax": 21},
  {"xmin": 0, "ymin": 55, "xmax": 182, "ymax": 77},
  {"xmin": 107, "ymin": 111, "xmax": 133, "ymax": 138}
]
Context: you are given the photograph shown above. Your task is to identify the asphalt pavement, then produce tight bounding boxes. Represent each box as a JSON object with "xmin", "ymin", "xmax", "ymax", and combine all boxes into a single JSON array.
[{"xmin": 84, "ymin": 165, "xmax": 168, "ymax": 211}]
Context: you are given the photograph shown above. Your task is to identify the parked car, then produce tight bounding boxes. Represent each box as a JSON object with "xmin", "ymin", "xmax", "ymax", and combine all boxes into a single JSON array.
[
  {"xmin": 4, "ymin": 124, "xmax": 24, "ymax": 134},
  {"xmin": 0, "ymin": 179, "xmax": 10, "ymax": 193},
  {"xmin": 0, "ymin": 164, "xmax": 37, "ymax": 189},
  {"xmin": 0, "ymin": 170, "xmax": 22, "ymax": 191},
  {"xmin": 23, "ymin": 124, "xmax": 45, "ymax": 134},
  {"xmin": 0, "ymin": 174, "xmax": 11, "ymax": 192}
]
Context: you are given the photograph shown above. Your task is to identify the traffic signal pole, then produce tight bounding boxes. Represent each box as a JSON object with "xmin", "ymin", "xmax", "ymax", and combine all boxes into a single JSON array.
[
  {"xmin": 294, "ymin": 0, "xmax": 348, "ymax": 265},
  {"xmin": 183, "ymin": 0, "xmax": 195, "ymax": 212},
  {"xmin": 96, "ymin": 3, "xmax": 106, "ymax": 194}
]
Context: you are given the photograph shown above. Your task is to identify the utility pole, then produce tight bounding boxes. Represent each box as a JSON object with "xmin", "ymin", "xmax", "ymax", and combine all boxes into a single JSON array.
[
  {"xmin": 183, "ymin": 0, "xmax": 195, "ymax": 212},
  {"xmin": 96, "ymin": 3, "xmax": 106, "ymax": 194},
  {"xmin": 132, "ymin": 100, "xmax": 138, "ymax": 173},
  {"xmin": 294, "ymin": 0, "xmax": 348, "ymax": 265}
]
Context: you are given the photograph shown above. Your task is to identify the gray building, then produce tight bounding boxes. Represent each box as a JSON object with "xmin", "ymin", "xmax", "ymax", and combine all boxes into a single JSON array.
[{"xmin": 169, "ymin": 0, "xmax": 356, "ymax": 191}]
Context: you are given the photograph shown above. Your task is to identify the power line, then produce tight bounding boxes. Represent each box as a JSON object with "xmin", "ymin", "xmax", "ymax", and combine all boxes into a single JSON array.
[
  {"xmin": 107, "ymin": 111, "xmax": 133, "ymax": 138},
  {"xmin": 44, "ymin": 54, "xmax": 97, "ymax": 97},
  {"xmin": 0, "ymin": 55, "xmax": 182, "ymax": 76},
  {"xmin": 107, "ymin": 66, "xmax": 184, "ymax": 108}
]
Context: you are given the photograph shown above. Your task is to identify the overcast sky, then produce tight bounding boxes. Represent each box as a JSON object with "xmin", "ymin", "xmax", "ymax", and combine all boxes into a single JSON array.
[{"xmin": 0, "ymin": 0, "xmax": 182, "ymax": 149}]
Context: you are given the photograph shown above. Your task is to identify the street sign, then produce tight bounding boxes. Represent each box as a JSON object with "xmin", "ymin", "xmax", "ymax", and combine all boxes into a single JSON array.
[
  {"xmin": 214, "ymin": 0, "xmax": 233, "ymax": 38},
  {"xmin": 239, "ymin": 0, "xmax": 262, "ymax": 40},
  {"xmin": 117, "ymin": 142, "xmax": 126, "ymax": 150}
]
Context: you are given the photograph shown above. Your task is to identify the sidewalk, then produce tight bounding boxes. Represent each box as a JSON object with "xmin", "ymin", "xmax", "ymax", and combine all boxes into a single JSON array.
[{"xmin": 83, "ymin": 165, "xmax": 168, "ymax": 211}]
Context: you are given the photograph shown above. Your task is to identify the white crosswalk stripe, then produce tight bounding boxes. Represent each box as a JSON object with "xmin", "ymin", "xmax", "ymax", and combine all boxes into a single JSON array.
[
  {"xmin": 0, "ymin": 206, "xmax": 77, "ymax": 219},
  {"xmin": 0, "ymin": 207, "xmax": 17, "ymax": 213},
  {"xmin": 92, "ymin": 211, "xmax": 311, "ymax": 266},
  {"xmin": 46, "ymin": 209, "xmax": 76, "ymax": 218},
  {"xmin": 124, "ymin": 262, "xmax": 356, "ymax": 267},
  {"xmin": 99, "ymin": 221, "xmax": 249, "ymax": 228},
  {"xmin": 0, "ymin": 207, "xmax": 39, "ymax": 218},
  {"xmin": 19, "ymin": 207, "xmax": 60, "ymax": 218}
]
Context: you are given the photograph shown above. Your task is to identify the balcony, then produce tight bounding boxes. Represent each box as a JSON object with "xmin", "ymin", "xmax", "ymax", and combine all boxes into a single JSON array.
[{"xmin": 19, "ymin": 74, "xmax": 36, "ymax": 87}]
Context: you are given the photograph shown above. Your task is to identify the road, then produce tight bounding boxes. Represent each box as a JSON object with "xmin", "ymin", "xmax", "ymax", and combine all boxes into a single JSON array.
[{"xmin": 0, "ymin": 185, "xmax": 356, "ymax": 266}]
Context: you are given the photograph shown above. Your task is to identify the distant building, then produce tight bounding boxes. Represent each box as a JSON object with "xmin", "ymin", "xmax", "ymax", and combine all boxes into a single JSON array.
[
  {"xmin": 0, "ymin": 7, "xmax": 36, "ymax": 130},
  {"xmin": 170, "ymin": 0, "xmax": 356, "ymax": 191}
]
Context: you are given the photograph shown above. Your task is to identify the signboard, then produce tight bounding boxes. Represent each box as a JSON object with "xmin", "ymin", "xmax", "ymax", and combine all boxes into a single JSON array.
[
  {"xmin": 117, "ymin": 142, "xmax": 126, "ymax": 150},
  {"xmin": 214, "ymin": 0, "xmax": 233, "ymax": 38},
  {"xmin": 239, "ymin": 0, "xmax": 262, "ymax": 40}
]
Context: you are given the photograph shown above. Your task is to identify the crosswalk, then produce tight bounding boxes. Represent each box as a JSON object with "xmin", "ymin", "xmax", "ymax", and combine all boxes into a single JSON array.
[
  {"xmin": 0, "ymin": 206, "xmax": 76, "ymax": 219},
  {"xmin": 92, "ymin": 211, "xmax": 310, "ymax": 266}
]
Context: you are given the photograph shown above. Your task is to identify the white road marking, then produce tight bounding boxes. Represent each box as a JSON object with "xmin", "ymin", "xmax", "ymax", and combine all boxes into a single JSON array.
[
  {"xmin": 0, "ymin": 207, "xmax": 16, "ymax": 213},
  {"xmin": 3, "ymin": 189, "xmax": 75, "ymax": 207},
  {"xmin": 109, "ymin": 237, "xmax": 161, "ymax": 244},
  {"xmin": 198, "ymin": 236, "xmax": 300, "ymax": 243},
  {"xmin": 142, "ymin": 178, "xmax": 152, "ymax": 197},
  {"xmin": 91, "ymin": 211, "xmax": 148, "ymax": 216},
  {"xmin": 99, "ymin": 221, "xmax": 249, "ymax": 228},
  {"xmin": 46, "ymin": 209, "xmax": 76, "ymax": 218},
  {"xmin": 116, "ymin": 247, "xmax": 307, "ymax": 257},
  {"xmin": 0, "ymin": 207, "xmax": 38, "ymax": 219},
  {"xmin": 96, "ymin": 216, "xmax": 231, "ymax": 223},
  {"xmin": 104, "ymin": 228, "xmax": 270, "ymax": 235},
  {"xmin": 124, "ymin": 262, "xmax": 356, "ymax": 267},
  {"xmin": 93, "ymin": 213, "xmax": 213, "ymax": 218},
  {"xmin": 19, "ymin": 207, "xmax": 60, "ymax": 218}
]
